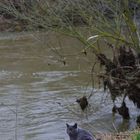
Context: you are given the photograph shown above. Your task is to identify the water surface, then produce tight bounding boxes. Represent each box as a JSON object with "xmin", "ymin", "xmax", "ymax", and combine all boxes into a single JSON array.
[{"xmin": 0, "ymin": 32, "xmax": 138, "ymax": 140}]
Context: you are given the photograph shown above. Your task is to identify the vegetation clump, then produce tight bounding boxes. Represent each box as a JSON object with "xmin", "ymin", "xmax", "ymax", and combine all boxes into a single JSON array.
[
  {"xmin": 97, "ymin": 45, "xmax": 140, "ymax": 120},
  {"xmin": 76, "ymin": 96, "xmax": 88, "ymax": 111}
]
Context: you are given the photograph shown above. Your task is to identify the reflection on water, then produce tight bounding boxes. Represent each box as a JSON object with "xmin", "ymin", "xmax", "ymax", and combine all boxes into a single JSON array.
[{"xmin": 0, "ymin": 32, "xmax": 138, "ymax": 140}]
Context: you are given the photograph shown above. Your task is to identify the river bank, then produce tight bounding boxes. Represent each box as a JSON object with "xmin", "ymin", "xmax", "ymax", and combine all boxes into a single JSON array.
[
  {"xmin": 95, "ymin": 129, "xmax": 140, "ymax": 140},
  {"xmin": 0, "ymin": 15, "xmax": 25, "ymax": 32}
]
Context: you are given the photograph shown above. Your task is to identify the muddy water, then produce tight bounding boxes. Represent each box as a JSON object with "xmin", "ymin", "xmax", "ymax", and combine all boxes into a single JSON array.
[{"xmin": 0, "ymin": 32, "xmax": 138, "ymax": 140}]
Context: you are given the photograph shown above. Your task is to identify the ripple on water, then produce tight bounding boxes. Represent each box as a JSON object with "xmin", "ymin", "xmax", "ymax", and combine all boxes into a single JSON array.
[{"xmin": 0, "ymin": 67, "xmax": 138, "ymax": 140}]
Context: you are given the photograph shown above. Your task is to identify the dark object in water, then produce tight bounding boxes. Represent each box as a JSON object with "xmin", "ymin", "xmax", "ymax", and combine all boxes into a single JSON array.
[
  {"xmin": 128, "ymin": 89, "xmax": 140, "ymax": 108},
  {"xmin": 103, "ymin": 80, "xmax": 108, "ymax": 91},
  {"xmin": 76, "ymin": 96, "xmax": 88, "ymax": 111},
  {"xmin": 136, "ymin": 115, "xmax": 140, "ymax": 125},
  {"xmin": 112, "ymin": 105, "xmax": 118, "ymax": 114},
  {"xmin": 118, "ymin": 46, "xmax": 136, "ymax": 67},
  {"xmin": 117, "ymin": 102, "xmax": 130, "ymax": 120},
  {"xmin": 66, "ymin": 123, "xmax": 95, "ymax": 140}
]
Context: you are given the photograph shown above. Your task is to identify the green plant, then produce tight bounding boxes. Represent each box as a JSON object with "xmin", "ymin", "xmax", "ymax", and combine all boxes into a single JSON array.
[{"xmin": 132, "ymin": 132, "xmax": 140, "ymax": 140}]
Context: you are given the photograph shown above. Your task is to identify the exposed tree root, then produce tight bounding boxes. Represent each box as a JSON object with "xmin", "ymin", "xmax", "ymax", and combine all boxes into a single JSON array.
[{"xmin": 96, "ymin": 45, "xmax": 140, "ymax": 121}]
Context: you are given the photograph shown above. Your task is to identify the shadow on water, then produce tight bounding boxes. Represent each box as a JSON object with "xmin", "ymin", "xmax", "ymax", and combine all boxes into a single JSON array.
[{"xmin": 0, "ymin": 32, "xmax": 138, "ymax": 140}]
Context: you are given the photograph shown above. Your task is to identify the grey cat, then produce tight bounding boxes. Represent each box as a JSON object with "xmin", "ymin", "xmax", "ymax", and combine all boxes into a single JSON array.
[{"xmin": 66, "ymin": 123, "xmax": 95, "ymax": 140}]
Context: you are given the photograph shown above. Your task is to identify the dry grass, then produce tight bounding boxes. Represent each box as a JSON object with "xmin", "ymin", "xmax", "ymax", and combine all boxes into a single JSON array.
[
  {"xmin": 95, "ymin": 129, "xmax": 140, "ymax": 140},
  {"xmin": 96, "ymin": 133, "xmax": 131, "ymax": 140}
]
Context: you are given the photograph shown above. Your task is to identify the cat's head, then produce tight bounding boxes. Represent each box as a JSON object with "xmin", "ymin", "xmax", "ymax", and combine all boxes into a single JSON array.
[{"xmin": 66, "ymin": 123, "xmax": 78, "ymax": 136}]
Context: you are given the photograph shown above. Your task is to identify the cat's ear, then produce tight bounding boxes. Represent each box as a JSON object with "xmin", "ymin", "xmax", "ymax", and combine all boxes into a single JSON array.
[
  {"xmin": 73, "ymin": 123, "xmax": 77, "ymax": 128},
  {"xmin": 66, "ymin": 123, "xmax": 69, "ymax": 128}
]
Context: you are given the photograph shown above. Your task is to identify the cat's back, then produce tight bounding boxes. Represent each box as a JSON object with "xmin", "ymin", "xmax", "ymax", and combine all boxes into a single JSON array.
[{"xmin": 77, "ymin": 128, "xmax": 95, "ymax": 140}]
